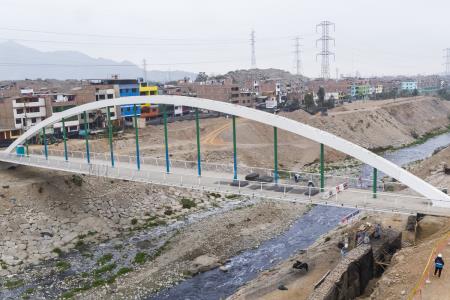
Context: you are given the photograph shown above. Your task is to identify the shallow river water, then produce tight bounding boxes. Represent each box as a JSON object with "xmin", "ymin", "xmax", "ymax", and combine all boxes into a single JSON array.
[{"xmin": 149, "ymin": 205, "xmax": 354, "ymax": 300}]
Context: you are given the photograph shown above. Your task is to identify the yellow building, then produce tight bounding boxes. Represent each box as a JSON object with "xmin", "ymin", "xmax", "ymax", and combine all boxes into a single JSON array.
[
  {"xmin": 139, "ymin": 83, "xmax": 158, "ymax": 96},
  {"xmin": 139, "ymin": 83, "xmax": 159, "ymax": 119}
]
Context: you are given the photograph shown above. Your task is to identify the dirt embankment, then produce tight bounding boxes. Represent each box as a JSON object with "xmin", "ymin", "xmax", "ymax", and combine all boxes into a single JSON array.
[
  {"xmin": 364, "ymin": 216, "xmax": 450, "ymax": 300},
  {"xmin": 50, "ymin": 97, "xmax": 450, "ymax": 171}
]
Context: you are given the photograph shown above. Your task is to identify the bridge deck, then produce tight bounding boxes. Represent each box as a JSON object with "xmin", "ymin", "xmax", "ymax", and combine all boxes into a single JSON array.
[{"xmin": 1, "ymin": 152, "xmax": 450, "ymax": 216}]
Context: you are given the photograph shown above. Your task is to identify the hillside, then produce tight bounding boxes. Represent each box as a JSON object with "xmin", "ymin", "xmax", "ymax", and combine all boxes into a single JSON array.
[
  {"xmin": 225, "ymin": 68, "xmax": 308, "ymax": 83},
  {"xmin": 0, "ymin": 41, "xmax": 196, "ymax": 82}
]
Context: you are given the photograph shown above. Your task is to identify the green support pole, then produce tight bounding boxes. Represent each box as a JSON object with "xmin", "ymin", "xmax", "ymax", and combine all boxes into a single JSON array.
[
  {"xmin": 320, "ymin": 143, "xmax": 324, "ymax": 192},
  {"xmin": 62, "ymin": 117, "xmax": 68, "ymax": 161},
  {"xmin": 163, "ymin": 105, "xmax": 170, "ymax": 173},
  {"xmin": 83, "ymin": 111, "xmax": 90, "ymax": 164},
  {"xmin": 273, "ymin": 127, "xmax": 278, "ymax": 183},
  {"xmin": 43, "ymin": 127, "xmax": 48, "ymax": 160},
  {"xmin": 232, "ymin": 115, "xmax": 237, "ymax": 180},
  {"xmin": 373, "ymin": 168, "xmax": 378, "ymax": 199},
  {"xmin": 107, "ymin": 106, "xmax": 115, "ymax": 167},
  {"xmin": 195, "ymin": 108, "xmax": 201, "ymax": 177},
  {"xmin": 133, "ymin": 104, "xmax": 141, "ymax": 171}
]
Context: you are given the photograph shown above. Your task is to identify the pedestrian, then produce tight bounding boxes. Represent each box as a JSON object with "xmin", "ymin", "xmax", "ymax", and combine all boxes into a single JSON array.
[
  {"xmin": 374, "ymin": 224, "xmax": 382, "ymax": 239},
  {"xmin": 434, "ymin": 253, "xmax": 445, "ymax": 278},
  {"xmin": 294, "ymin": 173, "xmax": 301, "ymax": 183},
  {"xmin": 363, "ymin": 232, "xmax": 370, "ymax": 244}
]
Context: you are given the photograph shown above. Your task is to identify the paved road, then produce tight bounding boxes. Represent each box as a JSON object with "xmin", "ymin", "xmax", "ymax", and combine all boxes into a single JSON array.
[{"xmin": 1, "ymin": 152, "xmax": 450, "ymax": 216}]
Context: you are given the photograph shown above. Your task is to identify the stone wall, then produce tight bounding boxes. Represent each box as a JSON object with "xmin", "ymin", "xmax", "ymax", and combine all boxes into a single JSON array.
[{"xmin": 308, "ymin": 244, "xmax": 374, "ymax": 300}]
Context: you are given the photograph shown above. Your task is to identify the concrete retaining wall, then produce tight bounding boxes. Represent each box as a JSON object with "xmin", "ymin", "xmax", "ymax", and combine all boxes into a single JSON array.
[{"xmin": 308, "ymin": 244, "xmax": 373, "ymax": 300}]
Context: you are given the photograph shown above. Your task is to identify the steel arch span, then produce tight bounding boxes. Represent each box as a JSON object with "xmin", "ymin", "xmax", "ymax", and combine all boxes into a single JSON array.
[{"xmin": 4, "ymin": 95, "xmax": 450, "ymax": 205}]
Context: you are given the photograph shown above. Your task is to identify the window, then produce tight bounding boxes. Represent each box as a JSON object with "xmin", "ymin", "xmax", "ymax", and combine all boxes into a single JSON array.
[
  {"xmin": 110, "ymin": 112, "xmax": 115, "ymax": 117},
  {"xmin": 31, "ymin": 118, "xmax": 36, "ymax": 123},
  {"xmin": 27, "ymin": 107, "xmax": 40, "ymax": 113},
  {"xmin": 132, "ymin": 88, "xmax": 137, "ymax": 93},
  {"xmin": 16, "ymin": 108, "xmax": 24, "ymax": 114},
  {"xmin": 15, "ymin": 118, "xmax": 21, "ymax": 124},
  {"xmin": 69, "ymin": 126, "xmax": 78, "ymax": 131},
  {"xmin": 99, "ymin": 94, "xmax": 106, "ymax": 100},
  {"xmin": 107, "ymin": 94, "xmax": 114, "ymax": 99}
]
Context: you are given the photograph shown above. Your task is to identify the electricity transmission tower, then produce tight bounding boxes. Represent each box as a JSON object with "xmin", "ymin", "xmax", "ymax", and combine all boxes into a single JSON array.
[
  {"xmin": 444, "ymin": 48, "xmax": 450, "ymax": 76},
  {"xmin": 250, "ymin": 30, "xmax": 256, "ymax": 68},
  {"xmin": 294, "ymin": 36, "xmax": 303, "ymax": 76},
  {"xmin": 143, "ymin": 58, "xmax": 147, "ymax": 82},
  {"xmin": 316, "ymin": 21, "xmax": 335, "ymax": 80}
]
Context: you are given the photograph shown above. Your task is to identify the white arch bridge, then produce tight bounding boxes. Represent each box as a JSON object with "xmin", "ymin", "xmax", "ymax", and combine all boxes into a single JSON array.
[{"xmin": 1, "ymin": 96, "xmax": 450, "ymax": 216}]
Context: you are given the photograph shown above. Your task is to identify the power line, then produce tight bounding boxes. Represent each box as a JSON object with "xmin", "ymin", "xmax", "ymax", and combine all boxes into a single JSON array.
[
  {"xmin": 316, "ymin": 20, "xmax": 335, "ymax": 80},
  {"xmin": 251, "ymin": 30, "xmax": 256, "ymax": 68},
  {"xmin": 0, "ymin": 51, "xmax": 294, "ymax": 68},
  {"xmin": 0, "ymin": 27, "xmax": 297, "ymax": 43}
]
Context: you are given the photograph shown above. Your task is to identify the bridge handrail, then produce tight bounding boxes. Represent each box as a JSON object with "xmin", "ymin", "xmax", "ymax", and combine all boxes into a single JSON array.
[
  {"xmin": 1, "ymin": 151, "xmax": 445, "ymax": 204},
  {"xmin": 25, "ymin": 148, "xmax": 410, "ymax": 189}
]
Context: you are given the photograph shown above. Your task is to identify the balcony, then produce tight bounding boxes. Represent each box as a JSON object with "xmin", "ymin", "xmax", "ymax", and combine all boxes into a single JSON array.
[{"xmin": 13, "ymin": 97, "xmax": 46, "ymax": 108}]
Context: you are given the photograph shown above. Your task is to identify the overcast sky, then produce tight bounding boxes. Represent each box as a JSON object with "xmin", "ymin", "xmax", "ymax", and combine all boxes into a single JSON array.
[{"xmin": 1, "ymin": 0, "xmax": 449, "ymax": 78}]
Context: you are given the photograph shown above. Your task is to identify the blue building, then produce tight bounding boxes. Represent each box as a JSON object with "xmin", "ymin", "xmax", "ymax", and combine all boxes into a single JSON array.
[{"xmin": 119, "ymin": 83, "xmax": 141, "ymax": 117}]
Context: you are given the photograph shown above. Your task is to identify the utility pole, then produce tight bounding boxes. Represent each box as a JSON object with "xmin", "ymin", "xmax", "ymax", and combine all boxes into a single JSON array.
[
  {"xmin": 294, "ymin": 36, "xmax": 303, "ymax": 76},
  {"xmin": 143, "ymin": 58, "xmax": 147, "ymax": 82},
  {"xmin": 316, "ymin": 21, "xmax": 335, "ymax": 80},
  {"xmin": 251, "ymin": 30, "xmax": 256, "ymax": 68},
  {"xmin": 443, "ymin": 49, "xmax": 450, "ymax": 76}
]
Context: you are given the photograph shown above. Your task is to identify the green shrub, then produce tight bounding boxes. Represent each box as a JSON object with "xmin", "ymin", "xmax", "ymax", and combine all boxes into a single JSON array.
[
  {"xmin": 71, "ymin": 175, "xmax": 83, "ymax": 187},
  {"xmin": 180, "ymin": 198, "xmax": 196, "ymax": 209},
  {"xmin": 134, "ymin": 252, "xmax": 148, "ymax": 264},
  {"xmin": 4, "ymin": 279, "xmax": 24, "ymax": 289},
  {"xmin": 56, "ymin": 260, "xmax": 71, "ymax": 272},
  {"xmin": 52, "ymin": 248, "xmax": 63, "ymax": 256},
  {"xmin": 97, "ymin": 253, "xmax": 113, "ymax": 265},
  {"xmin": 116, "ymin": 267, "xmax": 133, "ymax": 276},
  {"xmin": 74, "ymin": 240, "xmax": 87, "ymax": 251},
  {"xmin": 93, "ymin": 263, "xmax": 117, "ymax": 275}
]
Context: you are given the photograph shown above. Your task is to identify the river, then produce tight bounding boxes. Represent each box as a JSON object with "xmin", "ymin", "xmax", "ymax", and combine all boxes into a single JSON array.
[
  {"xmin": 149, "ymin": 205, "xmax": 353, "ymax": 300},
  {"xmin": 362, "ymin": 131, "xmax": 450, "ymax": 179}
]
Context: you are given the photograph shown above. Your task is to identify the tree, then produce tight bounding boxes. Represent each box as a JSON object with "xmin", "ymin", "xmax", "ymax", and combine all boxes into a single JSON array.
[
  {"xmin": 195, "ymin": 72, "xmax": 208, "ymax": 83},
  {"xmin": 304, "ymin": 93, "xmax": 315, "ymax": 111},
  {"xmin": 326, "ymin": 96, "xmax": 335, "ymax": 109},
  {"xmin": 317, "ymin": 87, "xmax": 325, "ymax": 108}
]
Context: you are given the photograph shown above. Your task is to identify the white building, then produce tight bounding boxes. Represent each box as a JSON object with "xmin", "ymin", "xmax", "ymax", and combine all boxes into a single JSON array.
[
  {"xmin": 401, "ymin": 81, "xmax": 417, "ymax": 91},
  {"xmin": 12, "ymin": 96, "xmax": 47, "ymax": 131},
  {"xmin": 95, "ymin": 88, "xmax": 118, "ymax": 121}
]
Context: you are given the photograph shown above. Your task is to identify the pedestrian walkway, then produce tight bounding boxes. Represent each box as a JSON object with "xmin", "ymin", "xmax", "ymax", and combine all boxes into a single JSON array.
[{"xmin": 2, "ymin": 151, "xmax": 450, "ymax": 217}]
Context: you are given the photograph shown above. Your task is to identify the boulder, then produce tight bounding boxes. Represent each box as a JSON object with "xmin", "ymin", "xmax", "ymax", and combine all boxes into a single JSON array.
[{"xmin": 190, "ymin": 255, "xmax": 220, "ymax": 273}]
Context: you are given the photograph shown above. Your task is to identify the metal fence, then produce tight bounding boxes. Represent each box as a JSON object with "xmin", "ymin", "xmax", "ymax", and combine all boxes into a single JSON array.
[{"xmin": 2, "ymin": 151, "xmax": 450, "ymax": 216}]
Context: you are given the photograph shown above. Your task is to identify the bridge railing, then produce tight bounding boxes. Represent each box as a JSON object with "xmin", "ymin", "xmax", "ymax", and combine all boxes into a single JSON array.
[
  {"xmin": 2, "ymin": 151, "xmax": 450, "ymax": 215},
  {"xmin": 25, "ymin": 148, "xmax": 408, "ymax": 192}
]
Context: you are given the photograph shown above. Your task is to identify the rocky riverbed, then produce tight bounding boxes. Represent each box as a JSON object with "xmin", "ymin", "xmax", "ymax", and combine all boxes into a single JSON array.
[{"xmin": 0, "ymin": 165, "xmax": 310, "ymax": 299}]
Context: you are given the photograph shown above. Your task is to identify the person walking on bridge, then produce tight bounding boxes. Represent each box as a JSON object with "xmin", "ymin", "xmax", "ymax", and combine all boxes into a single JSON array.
[{"xmin": 434, "ymin": 253, "xmax": 445, "ymax": 278}]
